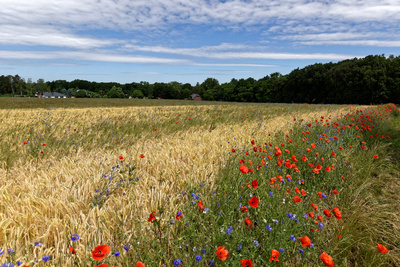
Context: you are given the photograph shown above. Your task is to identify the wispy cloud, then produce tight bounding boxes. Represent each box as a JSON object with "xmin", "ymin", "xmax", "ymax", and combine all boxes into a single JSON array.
[{"xmin": 0, "ymin": 25, "xmax": 125, "ymax": 49}]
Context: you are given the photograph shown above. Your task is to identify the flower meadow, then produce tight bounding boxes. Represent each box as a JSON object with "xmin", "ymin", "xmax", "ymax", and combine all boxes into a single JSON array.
[{"xmin": 0, "ymin": 99, "xmax": 399, "ymax": 266}]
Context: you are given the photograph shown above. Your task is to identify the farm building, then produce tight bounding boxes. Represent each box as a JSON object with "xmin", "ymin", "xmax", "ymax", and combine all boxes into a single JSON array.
[
  {"xmin": 41, "ymin": 92, "xmax": 67, "ymax": 98},
  {"xmin": 190, "ymin": 94, "xmax": 202, "ymax": 101}
]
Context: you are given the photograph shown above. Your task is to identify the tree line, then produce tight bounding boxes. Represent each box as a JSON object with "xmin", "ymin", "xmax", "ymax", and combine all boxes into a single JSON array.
[{"xmin": 1, "ymin": 54, "xmax": 399, "ymax": 104}]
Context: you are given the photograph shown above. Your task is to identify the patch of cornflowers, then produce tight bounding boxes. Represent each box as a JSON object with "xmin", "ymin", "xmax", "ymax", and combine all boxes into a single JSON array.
[{"xmin": 91, "ymin": 159, "xmax": 138, "ymax": 209}]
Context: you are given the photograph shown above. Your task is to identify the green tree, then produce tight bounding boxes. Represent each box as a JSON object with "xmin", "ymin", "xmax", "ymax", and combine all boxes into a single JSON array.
[
  {"xmin": 131, "ymin": 89, "xmax": 145, "ymax": 98},
  {"xmin": 106, "ymin": 86, "xmax": 124, "ymax": 98}
]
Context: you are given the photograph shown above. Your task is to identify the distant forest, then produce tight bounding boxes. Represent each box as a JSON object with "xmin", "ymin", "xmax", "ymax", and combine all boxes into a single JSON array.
[{"xmin": 1, "ymin": 54, "xmax": 399, "ymax": 104}]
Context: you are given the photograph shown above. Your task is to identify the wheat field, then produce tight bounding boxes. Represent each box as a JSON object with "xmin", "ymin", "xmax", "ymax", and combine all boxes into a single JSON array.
[{"xmin": 0, "ymin": 100, "xmax": 355, "ymax": 264}]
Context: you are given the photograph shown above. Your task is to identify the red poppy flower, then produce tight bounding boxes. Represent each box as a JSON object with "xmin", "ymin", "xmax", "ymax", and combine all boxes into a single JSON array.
[
  {"xmin": 245, "ymin": 218, "xmax": 253, "ymax": 229},
  {"xmin": 318, "ymin": 215, "xmax": 323, "ymax": 222},
  {"xmin": 95, "ymin": 264, "xmax": 114, "ymax": 267},
  {"xmin": 301, "ymin": 189, "xmax": 307, "ymax": 196},
  {"xmin": 216, "ymin": 246, "xmax": 229, "ymax": 261},
  {"xmin": 332, "ymin": 151, "xmax": 336, "ymax": 157},
  {"xmin": 239, "ymin": 164, "xmax": 249, "ymax": 174},
  {"xmin": 269, "ymin": 249, "xmax": 279, "ymax": 262},
  {"xmin": 69, "ymin": 246, "xmax": 76, "ymax": 254},
  {"xmin": 197, "ymin": 201, "xmax": 204, "ymax": 210},
  {"xmin": 40, "ymin": 151, "xmax": 44, "ymax": 154},
  {"xmin": 42, "ymin": 143, "xmax": 46, "ymax": 146},
  {"xmin": 241, "ymin": 205, "xmax": 248, "ymax": 213},
  {"xmin": 248, "ymin": 196, "xmax": 259, "ymax": 208},
  {"xmin": 333, "ymin": 190, "xmax": 339, "ymax": 194},
  {"xmin": 148, "ymin": 212, "xmax": 157, "ymax": 223},
  {"xmin": 292, "ymin": 195, "xmax": 301, "ymax": 203},
  {"xmin": 311, "ymin": 203, "xmax": 318, "ymax": 210},
  {"xmin": 136, "ymin": 261, "xmax": 145, "ymax": 267},
  {"xmin": 251, "ymin": 140, "xmax": 255, "ymax": 145},
  {"xmin": 326, "ymin": 166, "xmax": 331, "ymax": 172},
  {"xmin": 308, "ymin": 211, "xmax": 314, "ymax": 218},
  {"xmin": 92, "ymin": 244, "xmax": 111, "ymax": 261},
  {"xmin": 251, "ymin": 180, "xmax": 258, "ymax": 189},
  {"xmin": 332, "ymin": 207, "xmax": 342, "ymax": 220},
  {"xmin": 140, "ymin": 154, "xmax": 145, "ymax": 158},
  {"xmin": 373, "ymin": 155, "xmax": 379, "ymax": 159},
  {"xmin": 323, "ymin": 209, "xmax": 332, "ymax": 217},
  {"xmin": 23, "ymin": 141, "xmax": 27, "ymax": 145},
  {"xmin": 232, "ymin": 149, "xmax": 236, "ymax": 153},
  {"xmin": 320, "ymin": 252, "xmax": 334, "ymax": 267},
  {"xmin": 240, "ymin": 259, "xmax": 253, "ymax": 267},
  {"xmin": 118, "ymin": 156, "xmax": 124, "ymax": 160},
  {"xmin": 300, "ymin": 236, "xmax": 312, "ymax": 247},
  {"xmin": 377, "ymin": 244, "xmax": 389, "ymax": 253},
  {"xmin": 176, "ymin": 211, "xmax": 183, "ymax": 221}
]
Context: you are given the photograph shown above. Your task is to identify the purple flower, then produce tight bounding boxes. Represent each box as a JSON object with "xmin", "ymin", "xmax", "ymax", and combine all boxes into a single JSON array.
[
  {"xmin": 42, "ymin": 255, "xmax": 50, "ymax": 262},
  {"xmin": 123, "ymin": 244, "xmax": 130, "ymax": 252},
  {"xmin": 71, "ymin": 234, "xmax": 79, "ymax": 241}
]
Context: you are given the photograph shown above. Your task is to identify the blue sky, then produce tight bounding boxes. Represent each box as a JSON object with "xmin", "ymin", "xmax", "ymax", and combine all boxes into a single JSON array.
[{"xmin": 1, "ymin": 0, "xmax": 400, "ymax": 85}]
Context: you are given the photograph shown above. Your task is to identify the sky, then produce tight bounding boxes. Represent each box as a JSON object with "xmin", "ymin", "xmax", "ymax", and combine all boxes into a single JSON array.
[{"xmin": 1, "ymin": 0, "xmax": 400, "ymax": 85}]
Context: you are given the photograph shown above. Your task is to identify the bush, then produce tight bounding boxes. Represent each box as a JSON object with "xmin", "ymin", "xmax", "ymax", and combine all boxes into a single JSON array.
[{"xmin": 131, "ymin": 89, "xmax": 145, "ymax": 99}]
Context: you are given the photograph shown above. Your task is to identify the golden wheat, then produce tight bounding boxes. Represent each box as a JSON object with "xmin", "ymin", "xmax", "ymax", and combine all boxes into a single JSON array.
[{"xmin": 0, "ymin": 102, "xmax": 356, "ymax": 262}]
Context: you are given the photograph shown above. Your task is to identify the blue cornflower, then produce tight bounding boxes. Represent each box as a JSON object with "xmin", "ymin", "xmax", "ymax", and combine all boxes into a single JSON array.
[
  {"xmin": 279, "ymin": 247, "xmax": 285, "ymax": 253},
  {"xmin": 319, "ymin": 222, "xmax": 324, "ymax": 229},
  {"xmin": 71, "ymin": 234, "xmax": 79, "ymax": 241},
  {"xmin": 287, "ymin": 177, "xmax": 292, "ymax": 181},
  {"xmin": 7, "ymin": 248, "xmax": 13, "ymax": 254},
  {"xmin": 174, "ymin": 259, "xmax": 182, "ymax": 266},
  {"xmin": 218, "ymin": 212, "xmax": 222, "ymax": 216},
  {"xmin": 191, "ymin": 200, "xmax": 196, "ymax": 204},
  {"xmin": 254, "ymin": 240, "xmax": 259, "ymax": 247},
  {"xmin": 321, "ymin": 193, "xmax": 327, "ymax": 198},
  {"xmin": 171, "ymin": 220, "xmax": 175, "ymax": 225},
  {"xmin": 35, "ymin": 241, "xmax": 42, "ymax": 247},
  {"xmin": 123, "ymin": 244, "xmax": 130, "ymax": 252},
  {"xmin": 42, "ymin": 255, "xmax": 50, "ymax": 262},
  {"xmin": 16, "ymin": 261, "xmax": 23, "ymax": 267},
  {"xmin": 226, "ymin": 226, "xmax": 233, "ymax": 235},
  {"xmin": 202, "ymin": 248, "xmax": 207, "ymax": 254},
  {"xmin": 1, "ymin": 263, "xmax": 14, "ymax": 267},
  {"xmin": 208, "ymin": 259, "xmax": 215, "ymax": 266},
  {"xmin": 290, "ymin": 235, "xmax": 296, "ymax": 241},
  {"xmin": 217, "ymin": 203, "xmax": 221, "ymax": 207},
  {"xmin": 310, "ymin": 243, "xmax": 314, "ymax": 248},
  {"xmin": 299, "ymin": 248, "xmax": 304, "ymax": 253},
  {"xmin": 203, "ymin": 208, "xmax": 209, "ymax": 213},
  {"xmin": 287, "ymin": 213, "xmax": 294, "ymax": 220},
  {"xmin": 266, "ymin": 224, "xmax": 272, "ymax": 231},
  {"xmin": 273, "ymin": 219, "xmax": 279, "ymax": 224},
  {"xmin": 269, "ymin": 191, "xmax": 274, "ymax": 197},
  {"xmin": 0, "ymin": 249, "xmax": 5, "ymax": 256},
  {"xmin": 114, "ymin": 252, "xmax": 120, "ymax": 256},
  {"xmin": 237, "ymin": 244, "xmax": 242, "ymax": 250},
  {"xmin": 303, "ymin": 213, "xmax": 308, "ymax": 219},
  {"xmin": 195, "ymin": 255, "xmax": 202, "ymax": 262}
]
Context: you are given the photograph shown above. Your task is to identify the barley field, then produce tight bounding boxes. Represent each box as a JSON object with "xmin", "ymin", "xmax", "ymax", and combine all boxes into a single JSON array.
[{"xmin": 0, "ymin": 99, "xmax": 398, "ymax": 266}]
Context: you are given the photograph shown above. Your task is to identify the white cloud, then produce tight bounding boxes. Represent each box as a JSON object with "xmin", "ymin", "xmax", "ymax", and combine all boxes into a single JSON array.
[
  {"xmin": 1, "ymin": 0, "xmax": 399, "ymax": 31},
  {"xmin": 0, "ymin": 25, "xmax": 124, "ymax": 49},
  {"xmin": 0, "ymin": 50, "xmax": 190, "ymax": 64}
]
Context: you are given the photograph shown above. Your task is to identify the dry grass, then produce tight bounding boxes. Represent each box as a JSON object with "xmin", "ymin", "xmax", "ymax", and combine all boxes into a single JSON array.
[{"xmin": 0, "ymin": 101, "xmax": 356, "ymax": 262}]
